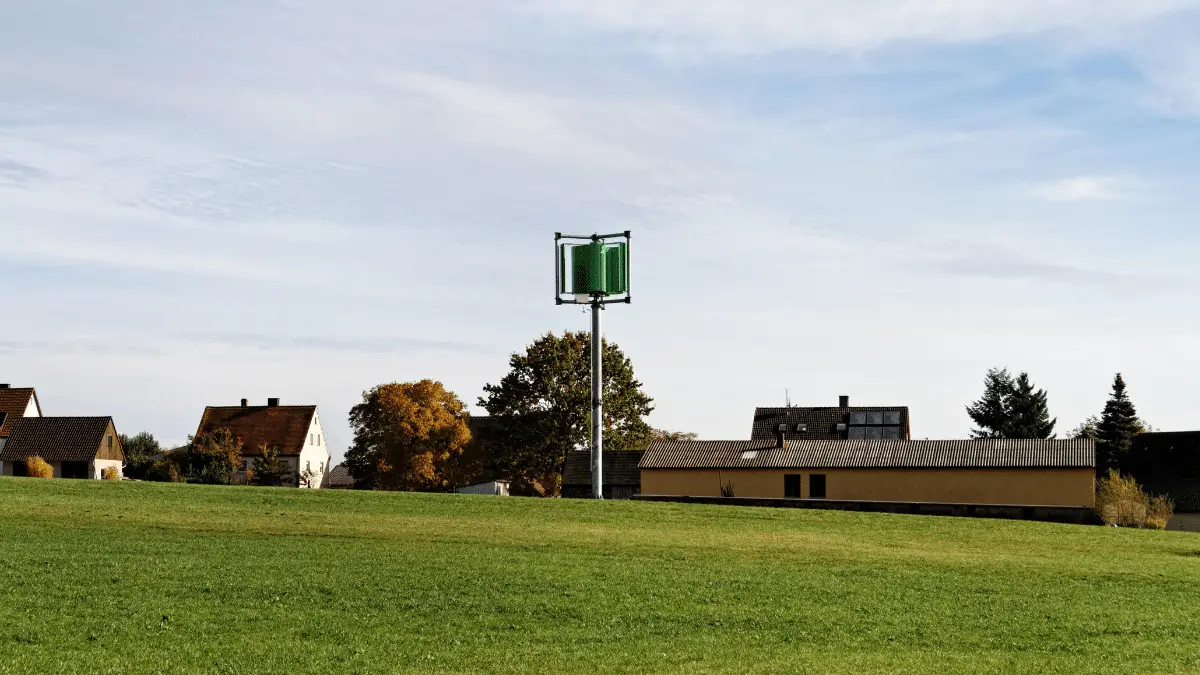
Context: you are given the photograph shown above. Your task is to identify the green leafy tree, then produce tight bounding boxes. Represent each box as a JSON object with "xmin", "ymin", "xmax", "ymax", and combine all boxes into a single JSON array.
[
  {"xmin": 1069, "ymin": 416, "xmax": 1101, "ymax": 440},
  {"xmin": 247, "ymin": 443, "xmax": 292, "ymax": 487},
  {"xmin": 119, "ymin": 431, "xmax": 162, "ymax": 480},
  {"xmin": 346, "ymin": 380, "xmax": 471, "ymax": 491},
  {"xmin": 966, "ymin": 368, "xmax": 1055, "ymax": 438},
  {"xmin": 1097, "ymin": 373, "xmax": 1141, "ymax": 474},
  {"xmin": 185, "ymin": 427, "xmax": 244, "ymax": 485},
  {"xmin": 650, "ymin": 429, "xmax": 699, "ymax": 442},
  {"xmin": 479, "ymin": 331, "xmax": 654, "ymax": 496}
]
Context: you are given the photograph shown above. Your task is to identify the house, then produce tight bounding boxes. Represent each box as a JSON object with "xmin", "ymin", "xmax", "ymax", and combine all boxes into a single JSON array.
[
  {"xmin": 325, "ymin": 463, "xmax": 355, "ymax": 489},
  {"xmin": 752, "ymin": 395, "xmax": 911, "ymax": 441},
  {"xmin": 562, "ymin": 450, "xmax": 644, "ymax": 499},
  {"xmin": 1128, "ymin": 431, "xmax": 1200, "ymax": 532},
  {"xmin": 0, "ymin": 417, "xmax": 124, "ymax": 479},
  {"xmin": 194, "ymin": 398, "xmax": 330, "ymax": 488},
  {"xmin": 638, "ymin": 436, "xmax": 1096, "ymax": 508},
  {"xmin": 0, "ymin": 384, "xmax": 43, "ymax": 452}
]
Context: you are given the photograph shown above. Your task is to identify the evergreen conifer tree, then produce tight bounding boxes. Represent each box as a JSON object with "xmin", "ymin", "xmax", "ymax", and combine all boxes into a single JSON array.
[
  {"xmin": 1096, "ymin": 373, "xmax": 1140, "ymax": 473},
  {"xmin": 966, "ymin": 368, "xmax": 1014, "ymax": 439},
  {"xmin": 1005, "ymin": 372, "xmax": 1057, "ymax": 439}
]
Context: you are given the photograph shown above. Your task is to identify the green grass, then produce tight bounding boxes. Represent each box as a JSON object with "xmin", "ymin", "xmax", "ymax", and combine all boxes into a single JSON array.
[{"xmin": 1, "ymin": 479, "xmax": 1198, "ymax": 674}]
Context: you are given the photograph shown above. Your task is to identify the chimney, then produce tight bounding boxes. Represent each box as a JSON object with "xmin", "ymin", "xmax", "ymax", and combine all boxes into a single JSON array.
[
  {"xmin": 240, "ymin": 398, "xmax": 248, "ymax": 407},
  {"xmin": 0, "ymin": 384, "xmax": 9, "ymax": 389},
  {"xmin": 839, "ymin": 395, "xmax": 850, "ymax": 408},
  {"xmin": 267, "ymin": 398, "xmax": 280, "ymax": 407},
  {"xmin": 776, "ymin": 423, "xmax": 787, "ymax": 448}
]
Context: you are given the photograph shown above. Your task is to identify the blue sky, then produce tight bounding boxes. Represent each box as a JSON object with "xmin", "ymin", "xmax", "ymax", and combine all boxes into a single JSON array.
[{"xmin": 3, "ymin": 1, "xmax": 1200, "ymax": 461}]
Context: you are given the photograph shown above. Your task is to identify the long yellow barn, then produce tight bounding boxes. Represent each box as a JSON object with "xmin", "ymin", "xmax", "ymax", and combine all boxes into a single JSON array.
[{"xmin": 639, "ymin": 438, "xmax": 1096, "ymax": 508}]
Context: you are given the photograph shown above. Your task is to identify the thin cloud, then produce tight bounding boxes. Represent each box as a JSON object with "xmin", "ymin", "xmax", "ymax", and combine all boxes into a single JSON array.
[
  {"xmin": 525, "ymin": 0, "xmax": 1197, "ymax": 55},
  {"xmin": 936, "ymin": 254, "xmax": 1172, "ymax": 288},
  {"xmin": 1028, "ymin": 176, "xmax": 1140, "ymax": 202},
  {"xmin": 183, "ymin": 332, "xmax": 490, "ymax": 354}
]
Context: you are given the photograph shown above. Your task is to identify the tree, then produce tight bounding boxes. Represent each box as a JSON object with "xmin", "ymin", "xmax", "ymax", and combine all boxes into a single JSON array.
[
  {"xmin": 185, "ymin": 427, "xmax": 244, "ymax": 484},
  {"xmin": 966, "ymin": 368, "xmax": 1014, "ymax": 439},
  {"xmin": 965, "ymin": 368, "xmax": 1055, "ymax": 439},
  {"xmin": 1071, "ymin": 414, "xmax": 1151, "ymax": 441},
  {"xmin": 119, "ymin": 432, "xmax": 161, "ymax": 480},
  {"xmin": 345, "ymin": 380, "xmax": 471, "ymax": 491},
  {"xmin": 1069, "ymin": 416, "xmax": 1101, "ymax": 440},
  {"xmin": 1005, "ymin": 372, "xmax": 1056, "ymax": 439},
  {"xmin": 147, "ymin": 448, "xmax": 186, "ymax": 483},
  {"xmin": 649, "ymin": 429, "xmax": 699, "ymax": 442},
  {"xmin": 247, "ymin": 443, "xmax": 292, "ymax": 487},
  {"xmin": 1097, "ymin": 373, "xmax": 1141, "ymax": 474},
  {"xmin": 478, "ymin": 331, "xmax": 654, "ymax": 496}
]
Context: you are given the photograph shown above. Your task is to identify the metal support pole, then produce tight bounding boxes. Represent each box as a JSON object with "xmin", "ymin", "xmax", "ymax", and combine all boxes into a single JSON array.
[{"xmin": 591, "ymin": 298, "xmax": 603, "ymax": 500}]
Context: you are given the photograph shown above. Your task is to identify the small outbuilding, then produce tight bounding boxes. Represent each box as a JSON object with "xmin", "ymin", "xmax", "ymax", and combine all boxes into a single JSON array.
[
  {"xmin": 0, "ymin": 416, "xmax": 124, "ymax": 479},
  {"xmin": 562, "ymin": 450, "xmax": 644, "ymax": 499},
  {"xmin": 639, "ymin": 438, "xmax": 1096, "ymax": 508}
]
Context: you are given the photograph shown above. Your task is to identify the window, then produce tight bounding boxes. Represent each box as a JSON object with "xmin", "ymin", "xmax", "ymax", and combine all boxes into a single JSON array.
[
  {"xmin": 810, "ymin": 474, "xmax": 827, "ymax": 499},
  {"xmin": 317, "ymin": 434, "xmax": 321, "ymax": 445},
  {"xmin": 784, "ymin": 474, "xmax": 801, "ymax": 498},
  {"xmin": 846, "ymin": 409, "xmax": 902, "ymax": 440},
  {"xmin": 107, "ymin": 435, "xmax": 113, "ymax": 449},
  {"xmin": 310, "ymin": 433, "xmax": 314, "ymax": 445},
  {"xmin": 13, "ymin": 461, "xmax": 27, "ymax": 477}
]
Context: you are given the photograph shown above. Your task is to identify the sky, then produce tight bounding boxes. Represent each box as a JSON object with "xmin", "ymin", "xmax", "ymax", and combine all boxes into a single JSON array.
[{"xmin": 3, "ymin": 1, "xmax": 1200, "ymax": 462}]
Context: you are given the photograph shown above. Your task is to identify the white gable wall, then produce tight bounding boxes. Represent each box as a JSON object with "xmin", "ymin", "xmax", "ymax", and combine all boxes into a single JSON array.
[
  {"xmin": 297, "ymin": 409, "xmax": 330, "ymax": 489},
  {"xmin": 24, "ymin": 396, "xmax": 40, "ymax": 418}
]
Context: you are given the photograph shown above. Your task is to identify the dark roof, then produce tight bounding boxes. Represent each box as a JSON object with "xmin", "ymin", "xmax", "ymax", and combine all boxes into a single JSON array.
[
  {"xmin": 562, "ymin": 450, "xmax": 644, "ymax": 487},
  {"xmin": 751, "ymin": 405, "xmax": 910, "ymax": 441},
  {"xmin": 0, "ymin": 387, "xmax": 40, "ymax": 437},
  {"xmin": 196, "ymin": 405, "xmax": 317, "ymax": 456},
  {"xmin": 1129, "ymin": 432, "xmax": 1200, "ymax": 512},
  {"xmin": 640, "ymin": 439, "xmax": 1095, "ymax": 470},
  {"xmin": 326, "ymin": 463, "xmax": 354, "ymax": 488},
  {"xmin": 0, "ymin": 417, "xmax": 120, "ymax": 462}
]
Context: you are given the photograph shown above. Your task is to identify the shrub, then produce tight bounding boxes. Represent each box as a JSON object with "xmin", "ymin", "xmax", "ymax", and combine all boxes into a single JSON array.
[
  {"xmin": 1146, "ymin": 495, "xmax": 1175, "ymax": 531},
  {"xmin": 1095, "ymin": 470, "xmax": 1173, "ymax": 529},
  {"xmin": 147, "ymin": 457, "xmax": 184, "ymax": 483},
  {"xmin": 184, "ymin": 428, "xmax": 244, "ymax": 484},
  {"xmin": 101, "ymin": 466, "xmax": 121, "ymax": 481},
  {"xmin": 26, "ymin": 456, "xmax": 53, "ymax": 479},
  {"xmin": 721, "ymin": 481, "xmax": 736, "ymax": 498},
  {"xmin": 248, "ymin": 444, "xmax": 292, "ymax": 487}
]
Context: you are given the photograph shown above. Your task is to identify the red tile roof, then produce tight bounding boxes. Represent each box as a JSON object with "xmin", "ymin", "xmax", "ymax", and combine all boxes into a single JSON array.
[
  {"xmin": 0, "ymin": 417, "xmax": 121, "ymax": 462},
  {"xmin": 0, "ymin": 387, "xmax": 39, "ymax": 437},
  {"xmin": 195, "ymin": 405, "xmax": 317, "ymax": 456}
]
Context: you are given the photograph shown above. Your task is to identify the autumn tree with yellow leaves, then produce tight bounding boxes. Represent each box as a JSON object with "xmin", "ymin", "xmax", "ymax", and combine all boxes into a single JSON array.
[{"xmin": 345, "ymin": 380, "xmax": 472, "ymax": 491}]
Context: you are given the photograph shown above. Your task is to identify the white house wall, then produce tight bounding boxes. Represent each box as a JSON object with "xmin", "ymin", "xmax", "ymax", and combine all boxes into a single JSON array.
[
  {"xmin": 93, "ymin": 459, "xmax": 122, "ymax": 480},
  {"xmin": 24, "ymin": 396, "xmax": 40, "ymax": 418},
  {"xmin": 296, "ymin": 410, "xmax": 330, "ymax": 489}
]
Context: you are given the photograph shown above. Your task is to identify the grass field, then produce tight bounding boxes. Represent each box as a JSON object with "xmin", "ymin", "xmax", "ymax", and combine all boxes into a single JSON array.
[{"xmin": 1, "ymin": 478, "xmax": 1198, "ymax": 674}]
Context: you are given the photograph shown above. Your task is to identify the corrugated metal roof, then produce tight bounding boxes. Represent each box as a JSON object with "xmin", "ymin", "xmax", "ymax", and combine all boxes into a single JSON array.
[{"xmin": 639, "ymin": 438, "xmax": 1095, "ymax": 470}]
